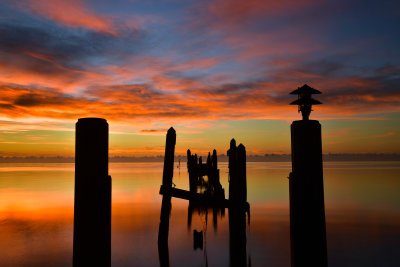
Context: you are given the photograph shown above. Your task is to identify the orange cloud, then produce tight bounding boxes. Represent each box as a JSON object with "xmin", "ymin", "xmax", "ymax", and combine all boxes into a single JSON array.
[{"xmin": 2, "ymin": 68, "xmax": 400, "ymax": 129}]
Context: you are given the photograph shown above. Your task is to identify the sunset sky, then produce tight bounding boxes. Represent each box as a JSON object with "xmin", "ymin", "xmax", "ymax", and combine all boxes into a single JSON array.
[{"xmin": 0, "ymin": 0, "xmax": 399, "ymax": 157}]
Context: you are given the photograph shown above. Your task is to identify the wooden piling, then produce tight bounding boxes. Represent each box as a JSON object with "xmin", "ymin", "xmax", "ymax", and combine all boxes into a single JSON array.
[
  {"xmin": 228, "ymin": 139, "xmax": 237, "ymax": 202},
  {"xmin": 237, "ymin": 144, "xmax": 247, "ymax": 204},
  {"xmin": 228, "ymin": 141, "xmax": 248, "ymax": 267},
  {"xmin": 228, "ymin": 140, "xmax": 247, "ymax": 206},
  {"xmin": 73, "ymin": 118, "xmax": 111, "ymax": 267},
  {"xmin": 290, "ymin": 120, "xmax": 327, "ymax": 267},
  {"xmin": 158, "ymin": 127, "xmax": 176, "ymax": 267},
  {"xmin": 162, "ymin": 127, "xmax": 176, "ymax": 188},
  {"xmin": 212, "ymin": 149, "xmax": 218, "ymax": 169}
]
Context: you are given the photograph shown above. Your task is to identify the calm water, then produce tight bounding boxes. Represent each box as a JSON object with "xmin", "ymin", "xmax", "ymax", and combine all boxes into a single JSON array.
[{"xmin": 0, "ymin": 161, "xmax": 399, "ymax": 266}]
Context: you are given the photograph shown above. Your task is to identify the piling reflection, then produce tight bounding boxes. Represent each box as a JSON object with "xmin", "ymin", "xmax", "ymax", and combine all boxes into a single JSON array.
[
  {"xmin": 158, "ymin": 193, "xmax": 171, "ymax": 267},
  {"xmin": 229, "ymin": 205, "xmax": 249, "ymax": 267},
  {"xmin": 159, "ymin": 197, "xmax": 251, "ymax": 266},
  {"xmin": 187, "ymin": 200, "xmax": 225, "ymax": 231}
]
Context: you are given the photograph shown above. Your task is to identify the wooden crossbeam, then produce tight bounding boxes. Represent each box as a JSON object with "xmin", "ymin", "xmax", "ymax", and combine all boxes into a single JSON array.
[
  {"xmin": 159, "ymin": 186, "xmax": 249, "ymax": 211},
  {"xmin": 160, "ymin": 185, "xmax": 229, "ymax": 207}
]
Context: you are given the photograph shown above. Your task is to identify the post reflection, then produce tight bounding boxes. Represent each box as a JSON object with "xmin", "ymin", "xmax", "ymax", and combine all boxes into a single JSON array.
[
  {"xmin": 158, "ymin": 199, "xmax": 251, "ymax": 267},
  {"xmin": 229, "ymin": 205, "xmax": 250, "ymax": 267},
  {"xmin": 158, "ymin": 193, "xmax": 171, "ymax": 267}
]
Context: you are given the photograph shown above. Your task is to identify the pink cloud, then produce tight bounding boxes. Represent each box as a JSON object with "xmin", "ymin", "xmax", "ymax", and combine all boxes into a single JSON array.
[
  {"xmin": 19, "ymin": 0, "xmax": 117, "ymax": 34},
  {"xmin": 372, "ymin": 132, "xmax": 396, "ymax": 138},
  {"xmin": 209, "ymin": 0, "xmax": 317, "ymax": 24},
  {"xmin": 325, "ymin": 129, "xmax": 352, "ymax": 138}
]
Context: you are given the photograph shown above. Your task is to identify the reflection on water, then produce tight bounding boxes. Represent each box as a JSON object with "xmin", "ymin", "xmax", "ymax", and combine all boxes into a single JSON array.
[{"xmin": 0, "ymin": 162, "xmax": 400, "ymax": 266}]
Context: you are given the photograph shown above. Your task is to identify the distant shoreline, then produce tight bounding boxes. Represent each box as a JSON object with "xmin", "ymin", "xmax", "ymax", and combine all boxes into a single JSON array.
[{"xmin": 1, "ymin": 154, "xmax": 399, "ymax": 163}]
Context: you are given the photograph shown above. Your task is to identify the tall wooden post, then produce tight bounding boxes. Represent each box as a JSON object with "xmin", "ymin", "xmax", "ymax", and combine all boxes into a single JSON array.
[
  {"xmin": 237, "ymin": 144, "xmax": 247, "ymax": 204},
  {"xmin": 158, "ymin": 127, "xmax": 176, "ymax": 267},
  {"xmin": 290, "ymin": 120, "xmax": 327, "ymax": 267},
  {"xmin": 187, "ymin": 149, "xmax": 197, "ymax": 192},
  {"xmin": 228, "ymin": 140, "xmax": 248, "ymax": 267},
  {"xmin": 228, "ymin": 139, "xmax": 237, "ymax": 202},
  {"xmin": 162, "ymin": 127, "xmax": 176, "ymax": 189},
  {"xmin": 73, "ymin": 118, "xmax": 111, "ymax": 267},
  {"xmin": 228, "ymin": 140, "xmax": 247, "ymax": 205}
]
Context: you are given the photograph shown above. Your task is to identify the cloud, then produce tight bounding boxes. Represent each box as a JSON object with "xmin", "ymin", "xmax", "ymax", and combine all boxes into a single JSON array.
[
  {"xmin": 0, "ymin": 84, "xmax": 93, "ymax": 119},
  {"xmin": 372, "ymin": 132, "xmax": 396, "ymax": 138},
  {"xmin": 0, "ymin": 9, "xmax": 145, "ymax": 90},
  {"xmin": 325, "ymin": 129, "xmax": 352, "ymax": 138},
  {"xmin": 0, "ymin": 20, "xmax": 143, "ymax": 66},
  {"xmin": 180, "ymin": 0, "xmax": 323, "ymax": 65},
  {"xmin": 189, "ymin": 0, "xmax": 318, "ymax": 32},
  {"xmin": 13, "ymin": 92, "xmax": 73, "ymax": 107},
  {"xmin": 2, "ymin": 58, "xmax": 400, "ymax": 126},
  {"xmin": 17, "ymin": 0, "xmax": 117, "ymax": 34},
  {"xmin": 139, "ymin": 129, "xmax": 167, "ymax": 133},
  {"xmin": 0, "ymin": 119, "xmax": 72, "ymax": 132},
  {"xmin": 260, "ymin": 59, "xmax": 400, "ymax": 115}
]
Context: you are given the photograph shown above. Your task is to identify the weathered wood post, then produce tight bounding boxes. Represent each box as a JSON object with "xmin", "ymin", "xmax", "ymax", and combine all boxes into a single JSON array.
[
  {"xmin": 228, "ymin": 139, "xmax": 237, "ymax": 202},
  {"xmin": 228, "ymin": 140, "xmax": 247, "ymax": 204},
  {"xmin": 212, "ymin": 149, "xmax": 217, "ymax": 170},
  {"xmin": 227, "ymin": 140, "xmax": 248, "ymax": 267},
  {"xmin": 289, "ymin": 85, "xmax": 327, "ymax": 267},
  {"xmin": 158, "ymin": 127, "xmax": 176, "ymax": 267},
  {"xmin": 187, "ymin": 149, "xmax": 197, "ymax": 192},
  {"xmin": 237, "ymin": 144, "xmax": 247, "ymax": 204},
  {"xmin": 73, "ymin": 118, "xmax": 111, "ymax": 267}
]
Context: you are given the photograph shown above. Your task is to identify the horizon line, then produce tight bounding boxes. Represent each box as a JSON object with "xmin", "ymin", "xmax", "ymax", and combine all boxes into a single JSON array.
[{"xmin": 1, "ymin": 153, "xmax": 399, "ymax": 163}]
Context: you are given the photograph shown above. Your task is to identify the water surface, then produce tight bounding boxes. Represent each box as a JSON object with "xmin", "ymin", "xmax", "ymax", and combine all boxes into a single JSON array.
[{"xmin": 1, "ymin": 162, "xmax": 399, "ymax": 266}]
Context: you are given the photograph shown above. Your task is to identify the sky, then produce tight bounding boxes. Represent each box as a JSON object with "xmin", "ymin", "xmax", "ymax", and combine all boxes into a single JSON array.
[{"xmin": 0, "ymin": 0, "xmax": 399, "ymax": 157}]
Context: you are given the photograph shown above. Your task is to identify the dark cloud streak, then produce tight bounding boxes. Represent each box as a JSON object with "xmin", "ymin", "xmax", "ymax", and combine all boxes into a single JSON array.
[{"xmin": 0, "ymin": 8, "xmax": 145, "ymax": 82}]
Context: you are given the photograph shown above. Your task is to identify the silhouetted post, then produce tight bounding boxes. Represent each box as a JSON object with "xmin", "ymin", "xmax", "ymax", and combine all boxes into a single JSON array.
[
  {"xmin": 289, "ymin": 85, "xmax": 327, "ymax": 267},
  {"xmin": 212, "ymin": 149, "xmax": 217, "ymax": 170},
  {"xmin": 228, "ymin": 140, "xmax": 248, "ymax": 267},
  {"xmin": 73, "ymin": 118, "xmax": 111, "ymax": 267},
  {"xmin": 228, "ymin": 140, "xmax": 247, "ymax": 205},
  {"xmin": 237, "ymin": 144, "xmax": 247, "ymax": 204},
  {"xmin": 158, "ymin": 127, "xmax": 176, "ymax": 267},
  {"xmin": 187, "ymin": 149, "xmax": 197, "ymax": 192},
  {"xmin": 228, "ymin": 139, "xmax": 237, "ymax": 201}
]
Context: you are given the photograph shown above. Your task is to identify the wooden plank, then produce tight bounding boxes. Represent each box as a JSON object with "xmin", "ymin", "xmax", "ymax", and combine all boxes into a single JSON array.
[{"xmin": 160, "ymin": 186, "xmax": 230, "ymax": 207}]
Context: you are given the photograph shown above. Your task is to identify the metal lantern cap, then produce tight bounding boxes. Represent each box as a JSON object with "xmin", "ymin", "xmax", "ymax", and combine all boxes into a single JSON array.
[{"xmin": 290, "ymin": 84, "xmax": 322, "ymax": 120}]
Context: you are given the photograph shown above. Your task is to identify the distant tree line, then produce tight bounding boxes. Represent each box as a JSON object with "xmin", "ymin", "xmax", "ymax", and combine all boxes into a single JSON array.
[{"xmin": 1, "ymin": 153, "xmax": 399, "ymax": 163}]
